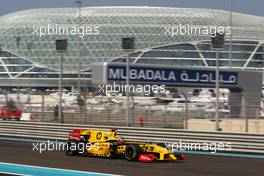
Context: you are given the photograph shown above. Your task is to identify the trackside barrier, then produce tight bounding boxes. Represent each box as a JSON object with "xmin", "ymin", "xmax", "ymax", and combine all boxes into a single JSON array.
[{"xmin": 0, "ymin": 121, "xmax": 263, "ymax": 154}]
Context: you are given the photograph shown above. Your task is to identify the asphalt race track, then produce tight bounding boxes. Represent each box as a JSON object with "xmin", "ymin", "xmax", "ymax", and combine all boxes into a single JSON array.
[{"xmin": 0, "ymin": 140, "xmax": 263, "ymax": 176}]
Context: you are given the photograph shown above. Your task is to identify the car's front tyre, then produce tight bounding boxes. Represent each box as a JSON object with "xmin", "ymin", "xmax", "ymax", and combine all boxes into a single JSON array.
[{"xmin": 124, "ymin": 144, "xmax": 142, "ymax": 161}]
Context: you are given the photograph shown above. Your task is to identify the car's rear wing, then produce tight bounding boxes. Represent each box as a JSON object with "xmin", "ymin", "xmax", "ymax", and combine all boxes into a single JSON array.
[{"xmin": 68, "ymin": 129, "xmax": 117, "ymax": 143}]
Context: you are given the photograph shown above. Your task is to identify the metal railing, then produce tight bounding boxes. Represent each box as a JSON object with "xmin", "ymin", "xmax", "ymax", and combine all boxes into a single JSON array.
[
  {"xmin": 0, "ymin": 121, "xmax": 263, "ymax": 154},
  {"xmin": 1, "ymin": 91, "xmax": 264, "ymax": 132}
]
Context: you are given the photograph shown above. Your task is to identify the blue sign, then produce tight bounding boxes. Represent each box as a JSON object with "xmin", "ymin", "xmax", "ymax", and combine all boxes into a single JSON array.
[{"xmin": 107, "ymin": 65, "xmax": 238, "ymax": 85}]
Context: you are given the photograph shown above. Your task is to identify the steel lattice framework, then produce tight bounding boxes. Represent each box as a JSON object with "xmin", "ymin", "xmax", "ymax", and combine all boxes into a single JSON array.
[{"xmin": 0, "ymin": 7, "xmax": 263, "ymax": 86}]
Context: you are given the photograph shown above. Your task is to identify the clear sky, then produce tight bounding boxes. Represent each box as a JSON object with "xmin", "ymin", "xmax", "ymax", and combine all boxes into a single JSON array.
[{"xmin": 0, "ymin": 0, "xmax": 263, "ymax": 17}]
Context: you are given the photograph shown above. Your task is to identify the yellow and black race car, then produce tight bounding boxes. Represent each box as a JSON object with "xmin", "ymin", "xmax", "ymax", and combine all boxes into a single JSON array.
[{"xmin": 64, "ymin": 129, "xmax": 184, "ymax": 162}]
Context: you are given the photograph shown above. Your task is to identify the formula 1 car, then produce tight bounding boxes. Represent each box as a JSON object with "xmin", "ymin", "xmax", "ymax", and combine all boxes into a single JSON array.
[{"xmin": 64, "ymin": 129, "xmax": 184, "ymax": 162}]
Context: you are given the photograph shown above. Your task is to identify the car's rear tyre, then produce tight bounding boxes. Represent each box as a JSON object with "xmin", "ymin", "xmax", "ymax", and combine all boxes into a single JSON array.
[
  {"xmin": 109, "ymin": 143, "xmax": 118, "ymax": 159},
  {"xmin": 65, "ymin": 139, "xmax": 79, "ymax": 156},
  {"xmin": 124, "ymin": 144, "xmax": 142, "ymax": 161}
]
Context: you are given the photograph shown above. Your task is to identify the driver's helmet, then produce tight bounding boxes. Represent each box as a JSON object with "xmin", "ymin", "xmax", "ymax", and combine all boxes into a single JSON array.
[{"xmin": 119, "ymin": 136, "xmax": 125, "ymax": 143}]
